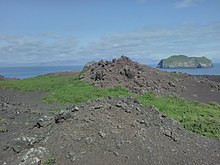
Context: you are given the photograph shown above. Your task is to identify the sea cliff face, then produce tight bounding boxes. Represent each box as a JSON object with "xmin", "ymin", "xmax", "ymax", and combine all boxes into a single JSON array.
[{"xmin": 157, "ymin": 55, "xmax": 213, "ymax": 68}]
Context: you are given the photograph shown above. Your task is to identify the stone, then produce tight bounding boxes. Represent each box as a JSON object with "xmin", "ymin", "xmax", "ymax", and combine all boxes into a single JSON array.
[
  {"xmin": 93, "ymin": 105, "xmax": 103, "ymax": 109},
  {"xmin": 125, "ymin": 108, "xmax": 132, "ymax": 113},
  {"xmin": 168, "ymin": 81, "xmax": 176, "ymax": 87},
  {"xmin": 95, "ymin": 70, "xmax": 105, "ymax": 81},
  {"xmin": 12, "ymin": 145, "xmax": 22, "ymax": 153},
  {"xmin": 164, "ymin": 130, "xmax": 172, "ymax": 137},
  {"xmin": 0, "ymin": 127, "xmax": 8, "ymax": 133},
  {"xmin": 36, "ymin": 118, "xmax": 44, "ymax": 128},
  {"xmin": 116, "ymin": 101, "xmax": 127, "ymax": 110},
  {"xmin": 99, "ymin": 130, "xmax": 106, "ymax": 139},
  {"xmin": 71, "ymin": 106, "xmax": 79, "ymax": 112},
  {"xmin": 66, "ymin": 151, "xmax": 77, "ymax": 162},
  {"xmin": 54, "ymin": 111, "xmax": 72, "ymax": 123},
  {"xmin": 139, "ymin": 120, "xmax": 150, "ymax": 127},
  {"xmin": 113, "ymin": 151, "xmax": 119, "ymax": 156}
]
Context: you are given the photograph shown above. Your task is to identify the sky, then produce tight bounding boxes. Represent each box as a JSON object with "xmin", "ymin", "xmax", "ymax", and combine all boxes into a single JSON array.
[{"xmin": 0, "ymin": 0, "xmax": 220, "ymax": 66}]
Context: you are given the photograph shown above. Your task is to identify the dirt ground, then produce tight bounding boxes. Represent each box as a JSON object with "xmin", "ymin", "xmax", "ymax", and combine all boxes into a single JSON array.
[{"xmin": 0, "ymin": 90, "xmax": 220, "ymax": 165}]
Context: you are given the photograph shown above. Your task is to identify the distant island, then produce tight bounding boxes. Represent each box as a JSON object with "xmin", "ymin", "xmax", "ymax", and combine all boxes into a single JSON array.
[{"xmin": 157, "ymin": 55, "xmax": 213, "ymax": 68}]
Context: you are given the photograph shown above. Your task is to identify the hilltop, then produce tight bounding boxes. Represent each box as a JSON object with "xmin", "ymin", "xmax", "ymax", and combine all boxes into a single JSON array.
[{"xmin": 157, "ymin": 55, "xmax": 213, "ymax": 68}]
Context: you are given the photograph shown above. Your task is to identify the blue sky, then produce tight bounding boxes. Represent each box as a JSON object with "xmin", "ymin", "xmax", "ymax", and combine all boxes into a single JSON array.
[{"xmin": 0, "ymin": 0, "xmax": 220, "ymax": 66}]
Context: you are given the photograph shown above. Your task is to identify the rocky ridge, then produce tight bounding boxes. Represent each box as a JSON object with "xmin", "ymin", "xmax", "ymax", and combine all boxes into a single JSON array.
[{"xmin": 81, "ymin": 56, "xmax": 185, "ymax": 95}]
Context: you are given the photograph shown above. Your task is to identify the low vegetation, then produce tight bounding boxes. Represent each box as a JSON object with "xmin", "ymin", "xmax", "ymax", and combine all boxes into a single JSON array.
[
  {"xmin": 138, "ymin": 93, "xmax": 220, "ymax": 139},
  {"xmin": 0, "ymin": 75, "xmax": 219, "ymax": 139}
]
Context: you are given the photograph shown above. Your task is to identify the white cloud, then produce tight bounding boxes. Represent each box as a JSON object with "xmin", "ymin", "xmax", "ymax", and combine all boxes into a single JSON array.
[
  {"xmin": 82, "ymin": 23, "xmax": 220, "ymax": 62},
  {"xmin": 0, "ymin": 23, "xmax": 220, "ymax": 66},
  {"xmin": 0, "ymin": 34, "xmax": 81, "ymax": 65}
]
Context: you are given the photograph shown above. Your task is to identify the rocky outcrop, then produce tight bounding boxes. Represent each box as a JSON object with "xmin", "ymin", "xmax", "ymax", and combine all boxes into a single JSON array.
[
  {"xmin": 81, "ymin": 56, "xmax": 185, "ymax": 95},
  {"xmin": 157, "ymin": 55, "xmax": 213, "ymax": 68}
]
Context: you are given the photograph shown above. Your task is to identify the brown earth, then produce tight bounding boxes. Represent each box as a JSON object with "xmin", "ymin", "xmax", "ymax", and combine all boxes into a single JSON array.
[{"xmin": 0, "ymin": 56, "xmax": 220, "ymax": 165}]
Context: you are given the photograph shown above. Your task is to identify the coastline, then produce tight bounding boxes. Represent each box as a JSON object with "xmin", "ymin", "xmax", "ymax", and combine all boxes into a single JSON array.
[{"xmin": 0, "ymin": 63, "xmax": 219, "ymax": 79}]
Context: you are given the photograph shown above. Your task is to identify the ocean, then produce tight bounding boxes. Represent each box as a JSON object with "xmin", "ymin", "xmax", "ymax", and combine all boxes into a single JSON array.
[
  {"xmin": 0, "ymin": 66, "xmax": 83, "ymax": 79},
  {"xmin": 156, "ymin": 63, "xmax": 220, "ymax": 76},
  {"xmin": 0, "ymin": 63, "xmax": 219, "ymax": 79}
]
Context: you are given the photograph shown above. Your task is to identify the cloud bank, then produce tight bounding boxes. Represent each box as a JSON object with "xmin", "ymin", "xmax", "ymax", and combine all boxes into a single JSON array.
[{"xmin": 0, "ymin": 23, "xmax": 220, "ymax": 66}]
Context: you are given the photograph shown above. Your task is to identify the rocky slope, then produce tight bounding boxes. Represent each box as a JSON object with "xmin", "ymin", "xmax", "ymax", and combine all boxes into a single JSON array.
[
  {"xmin": 0, "ymin": 90, "xmax": 220, "ymax": 165},
  {"xmin": 157, "ymin": 55, "xmax": 213, "ymax": 68}
]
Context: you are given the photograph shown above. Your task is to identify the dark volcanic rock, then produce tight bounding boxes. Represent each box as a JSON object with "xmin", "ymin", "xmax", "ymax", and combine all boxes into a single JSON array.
[
  {"xmin": 5, "ymin": 97, "xmax": 219, "ymax": 165},
  {"xmin": 82, "ymin": 56, "xmax": 184, "ymax": 95}
]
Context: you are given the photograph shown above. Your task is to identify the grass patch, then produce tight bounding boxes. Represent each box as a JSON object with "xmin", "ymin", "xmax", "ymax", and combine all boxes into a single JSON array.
[
  {"xmin": 45, "ymin": 83, "xmax": 132, "ymax": 104},
  {"xmin": 0, "ymin": 75, "xmax": 132, "ymax": 104},
  {"xmin": 0, "ymin": 75, "xmax": 220, "ymax": 139},
  {"xmin": 138, "ymin": 93, "xmax": 220, "ymax": 139},
  {"xmin": 0, "ymin": 75, "xmax": 70, "ymax": 92}
]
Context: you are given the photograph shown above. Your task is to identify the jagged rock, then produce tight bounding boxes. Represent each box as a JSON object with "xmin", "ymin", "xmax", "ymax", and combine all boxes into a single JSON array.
[
  {"xmin": 98, "ymin": 130, "xmax": 107, "ymax": 139},
  {"xmin": 95, "ymin": 70, "xmax": 105, "ymax": 81},
  {"xmin": 82, "ymin": 56, "xmax": 185, "ymax": 95},
  {"xmin": 66, "ymin": 105, "xmax": 79, "ymax": 112},
  {"xmin": 54, "ymin": 110, "xmax": 72, "ymax": 123},
  {"xmin": 124, "ymin": 65, "xmax": 135, "ymax": 79}
]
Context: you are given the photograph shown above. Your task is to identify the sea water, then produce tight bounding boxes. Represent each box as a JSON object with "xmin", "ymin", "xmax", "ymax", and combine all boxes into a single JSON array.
[
  {"xmin": 0, "ymin": 66, "xmax": 83, "ymax": 79},
  {"xmin": 155, "ymin": 63, "xmax": 220, "ymax": 76},
  {"xmin": 0, "ymin": 63, "xmax": 219, "ymax": 79}
]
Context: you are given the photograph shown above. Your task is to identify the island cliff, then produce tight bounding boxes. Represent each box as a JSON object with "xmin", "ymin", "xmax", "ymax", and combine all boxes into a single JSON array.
[{"xmin": 157, "ymin": 55, "xmax": 213, "ymax": 68}]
